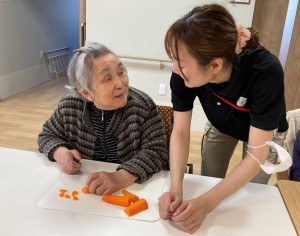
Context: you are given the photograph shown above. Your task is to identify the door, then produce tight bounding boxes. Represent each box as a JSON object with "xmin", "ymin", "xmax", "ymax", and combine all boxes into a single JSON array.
[{"xmin": 80, "ymin": 0, "xmax": 86, "ymax": 47}]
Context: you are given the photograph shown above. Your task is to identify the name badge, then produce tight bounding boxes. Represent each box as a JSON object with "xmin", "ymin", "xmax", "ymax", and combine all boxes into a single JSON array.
[{"xmin": 237, "ymin": 96, "xmax": 247, "ymax": 107}]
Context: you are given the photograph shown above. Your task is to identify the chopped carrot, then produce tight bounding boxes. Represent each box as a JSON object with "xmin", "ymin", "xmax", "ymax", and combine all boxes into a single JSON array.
[
  {"xmin": 72, "ymin": 190, "xmax": 78, "ymax": 196},
  {"xmin": 82, "ymin": 187, "xmax": 90, "ymax": 194},
  {"xmin": 72, "ymin": 196, "xmax": 79, "ymax": 201},
  {"xmin": 124, "ymin": 198, "xmax": 148, "ymax": 216},
  {"xmin": 59, "ymin": 189, "xmax": 67, "ymax": 193},
  {"xmin": 121, "ymin": 188, "xmax": 139, "ymax": 203},
  {"xmin": 58, "ymin": 192, "xmax": 65, "ymax": 197},
  {"xmin": 64, "ymin": 194, "xmax": 71, "ymax": 198},
  {"xmin": 102, "ymin": 194, "xmax": 131, "ymax": 207}
]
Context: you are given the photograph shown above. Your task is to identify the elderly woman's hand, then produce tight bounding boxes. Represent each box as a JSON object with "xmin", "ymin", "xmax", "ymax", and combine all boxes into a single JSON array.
[
  {"xmin": 86, "ymin": 169, "xmax": 137, "ymax": 195},
  {"xmin": 52, "ymin": 146, "xmax": 81, "ymax": 174}
]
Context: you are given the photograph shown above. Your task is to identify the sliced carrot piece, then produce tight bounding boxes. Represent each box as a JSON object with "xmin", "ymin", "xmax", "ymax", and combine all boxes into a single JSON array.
[
  {"xmin": 72, "ymin": 190, "xmax": 79, "ymax": 196},
  {"xmin": 64, "ymin": 194, "xmax": 71, "ymax": 198},
  {"xmin": 122, "ymin": 188, "xmax": 139, "ymax": 203},
  {"xmin": 124, "ymin": 198, "xmax": 148, "ymax": 216},
  {"xmin": 102, "ymin": 194, "xmax": 131, "ymax": 207},
  {"xmin": 58, "ymin": 192, "xmax": 65, "ymax": 197},
  {"xmin": 82, "ymin": 187, "xmax": 90, "ymax": 194},
  {"xmin": 72, "ymin": 196, "xmax": 79, "ymax": 201},
  {"xmin": 59, "ymin": 189, "xmax": 67, "ymax": 193}
]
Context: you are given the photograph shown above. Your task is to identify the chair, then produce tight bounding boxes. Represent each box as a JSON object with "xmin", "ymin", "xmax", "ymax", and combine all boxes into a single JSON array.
[
  {"xmin": 157, "ymin": 105, "xmax": 194, "ymax": 174},
  {"xmin": 156, "ymin": 105, "xmax": 173, "ymax": 149},
  {"xmin": 283, "ymin": 109, "xmax": 300, "ymax": 156}
]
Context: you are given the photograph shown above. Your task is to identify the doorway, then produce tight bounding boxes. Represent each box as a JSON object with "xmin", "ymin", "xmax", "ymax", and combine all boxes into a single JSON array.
[{"xmin": 80, "ymin": 0, "xmax": 86, "ymax": 47}]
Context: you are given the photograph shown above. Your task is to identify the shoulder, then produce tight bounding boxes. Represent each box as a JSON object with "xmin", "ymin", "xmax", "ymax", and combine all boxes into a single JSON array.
[
  {"xmin": 57, "ymin": 92, "xmax": 87, "ymax": 112},
  {"xmin": 241, "ymin": 47, "xmax": 283, "ymax": 75},
  {"xmin": 237, "ymin": 47, "xmax": 284, "ymax": 88},
  {"xmin": 127, "ymin": 87, "xmax": 156, "ymax": 110}
]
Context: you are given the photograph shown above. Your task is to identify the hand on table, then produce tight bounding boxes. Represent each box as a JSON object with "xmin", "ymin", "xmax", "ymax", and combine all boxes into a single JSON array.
[
  {"xmin": 158, "ymin": 192, "xmax": 182, "ymax": 219},
  {"xmin": 86, "ymin": 169, "xmax": 137, "ymax": 195},
  {"xmin": 53, "ymin": 147, "xmax": 82, "ymax": 174},
  {"xmin": 171, "ymin": 198, "xmax": 210, "ymax": 234}
]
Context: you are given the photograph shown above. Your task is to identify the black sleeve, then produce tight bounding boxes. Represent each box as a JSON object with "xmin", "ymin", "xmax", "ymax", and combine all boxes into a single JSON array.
[
  {"xmin": 170, "ymin": 72, "xmax": 198, "ymax": 111},
  {"xmin": 250, "ymin": 64, "xmax": 287, "ymax": 131}
]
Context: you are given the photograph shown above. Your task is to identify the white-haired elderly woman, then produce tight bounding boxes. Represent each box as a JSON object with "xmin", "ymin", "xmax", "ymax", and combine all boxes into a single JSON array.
[{"xmin": 38, "ymin": 42, "xmax": 169, "ymax": 195}]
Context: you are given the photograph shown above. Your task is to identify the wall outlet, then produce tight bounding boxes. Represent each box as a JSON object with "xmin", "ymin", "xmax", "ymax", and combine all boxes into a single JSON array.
[
  {"xmin": 159, "ymin": 84, "xmax": 166, "ymax": 95},
  {"xmin": 40, "ymin": 50, "xmax": 44, "ymax": 59}
]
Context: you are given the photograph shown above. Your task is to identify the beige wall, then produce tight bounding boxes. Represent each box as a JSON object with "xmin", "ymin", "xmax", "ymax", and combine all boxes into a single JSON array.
[
  {"xmin": 252, "ymin": 0, "xmax": 300, "ymax": 111},
  {"xmin": 252, "ymin": 0, "xmax": 289, "ymax": 57},
  {"xmin": 284, "ymin": 1, "xmax": 300, "ymax": 111}
]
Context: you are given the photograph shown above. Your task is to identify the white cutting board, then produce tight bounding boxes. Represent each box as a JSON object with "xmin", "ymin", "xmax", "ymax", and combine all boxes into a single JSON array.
[{"xmin": 39, "ymin": 159, "xmax": 167, "ymax": 222}]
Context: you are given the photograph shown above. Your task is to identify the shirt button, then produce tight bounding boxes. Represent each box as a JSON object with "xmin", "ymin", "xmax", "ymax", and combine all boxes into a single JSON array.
[{"xmin": 217, "ymin": 102, "xmax": 221, "ymax": 106}]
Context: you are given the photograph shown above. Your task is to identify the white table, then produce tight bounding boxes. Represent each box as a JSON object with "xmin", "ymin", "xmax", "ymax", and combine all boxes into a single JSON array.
[{"xmin": 0, "ymin": 147, "xmax": 297, "ymax": 236}]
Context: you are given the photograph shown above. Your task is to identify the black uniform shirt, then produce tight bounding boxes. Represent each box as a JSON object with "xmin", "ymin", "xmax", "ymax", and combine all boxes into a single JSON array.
[{"xmin": 171, "ymin": 47, "xmax": 288, "ymax": 142}]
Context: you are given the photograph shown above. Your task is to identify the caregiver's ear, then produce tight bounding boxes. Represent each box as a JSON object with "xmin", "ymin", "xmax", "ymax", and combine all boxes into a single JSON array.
[{"xmin": 210, "ymin": 58, "xmax": 223, "ymax": 74}]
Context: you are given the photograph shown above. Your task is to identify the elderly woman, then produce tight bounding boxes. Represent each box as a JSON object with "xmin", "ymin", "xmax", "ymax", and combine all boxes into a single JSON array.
[{"xmin": 38, "ymin": 42, "xmax": 169, "ymax": 195}]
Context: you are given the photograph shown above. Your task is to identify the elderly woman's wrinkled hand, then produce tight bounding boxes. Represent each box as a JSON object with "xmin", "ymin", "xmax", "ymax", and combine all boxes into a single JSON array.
[
  {"xmin": 86, "ymin": 169, "xmax": 137, "ymax": 195},
  {"xmin": 53, "ymin": 147, "xmax": 82, "ymax": 174}
]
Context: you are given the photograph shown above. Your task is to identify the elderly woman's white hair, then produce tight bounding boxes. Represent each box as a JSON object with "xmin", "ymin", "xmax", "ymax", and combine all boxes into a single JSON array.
[{"xmin": 67, "ymin": 42, "xmax": 127, "ymax": 93}]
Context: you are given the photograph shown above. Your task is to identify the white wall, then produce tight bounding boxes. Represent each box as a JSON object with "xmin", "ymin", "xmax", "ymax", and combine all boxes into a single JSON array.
[
  {"xmin": 0, "ymin": 0, "xmax": 79, "ymax": 100},
  {"xmin": 122, "ymin": 60, "xmax": 207, "ymax": 131},
  {"xmin": 87, "ymin": 0, "xmax": 255, "ymax": 60},
  {"xmin": 86, "ymin": 0, "xmax": 256, "ymax": 131}
]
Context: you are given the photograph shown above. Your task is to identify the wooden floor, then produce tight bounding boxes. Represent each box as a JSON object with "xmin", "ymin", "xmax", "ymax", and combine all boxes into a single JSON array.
[{"xmin": 0, "ymin": 77, "xmax": 276, "ymax": 185}]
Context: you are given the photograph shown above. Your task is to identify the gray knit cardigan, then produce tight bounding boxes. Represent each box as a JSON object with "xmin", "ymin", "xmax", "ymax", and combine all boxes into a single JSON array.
[{"xmin": 38, "ymin": 87, "xmax": 169, "ymax": 183}]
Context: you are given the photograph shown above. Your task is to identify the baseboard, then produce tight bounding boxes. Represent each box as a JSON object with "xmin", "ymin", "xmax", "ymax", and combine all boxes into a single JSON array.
[{"xmin": 0, "ymin": 63, "xmax": 49, "ymax": 100}]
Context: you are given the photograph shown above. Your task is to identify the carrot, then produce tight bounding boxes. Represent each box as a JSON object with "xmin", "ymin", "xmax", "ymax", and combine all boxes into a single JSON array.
[
  {"xmin": 124, "ymin": 198, "xmax": 148, "ymax": 216},
  {"xmin": 58, "ymin": 189, "xmax": 79, "ymax": 200},
  {"xmin": 82, "ymin": 187, "xmax": 90, "ymax": 194},
  {"xmin": 58, "ymin": 189, "xmax": 67, "ymax": 197},
  {"xmin": 72, "ymin": 196, "xmax": 79, "ymax": 201},
  {"xmin": 121, "ymin": 188, "xmax": 139, "ymax": 203},
  {"xmin": 102, "ymin": 194, "xmax": 131, "ymax": 207}
]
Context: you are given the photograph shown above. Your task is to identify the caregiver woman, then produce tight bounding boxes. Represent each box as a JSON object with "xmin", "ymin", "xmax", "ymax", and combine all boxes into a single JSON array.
[{"xmin": 158, "ymin": 3, "xmax": 288, "ymax": 234}]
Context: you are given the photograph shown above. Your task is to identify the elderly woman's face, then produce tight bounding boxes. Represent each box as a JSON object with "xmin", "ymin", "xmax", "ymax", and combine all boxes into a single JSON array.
[{"xmin": 86, "ymin": 53, "xmax": 129, "ymax": 110}]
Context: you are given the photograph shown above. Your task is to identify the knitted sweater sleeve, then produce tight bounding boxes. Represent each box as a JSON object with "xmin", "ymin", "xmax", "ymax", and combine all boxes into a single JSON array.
[
  {"xmin": 116, "ymin": 98, "xmax": 169, "ymax": 183},
  {"xmin": 37, "ymin": 99, "xmax": 74, "ymax": 161}
]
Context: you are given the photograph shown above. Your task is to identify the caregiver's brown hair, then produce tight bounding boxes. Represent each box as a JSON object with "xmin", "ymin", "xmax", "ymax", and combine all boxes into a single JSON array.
[{"xmin": 165, "ymin": 4, "xmax": 259, "ymax": 73}]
